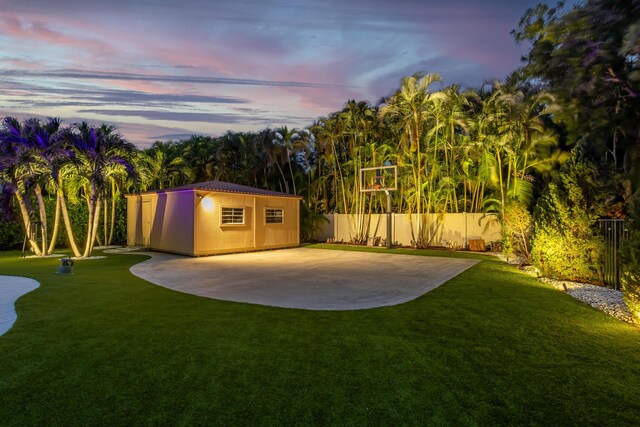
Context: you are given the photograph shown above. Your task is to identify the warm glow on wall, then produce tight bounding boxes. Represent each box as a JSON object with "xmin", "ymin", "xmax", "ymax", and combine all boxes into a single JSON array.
[{"xmin": 201, "ymin": 196, "xmax": 215, "ymax": 212}]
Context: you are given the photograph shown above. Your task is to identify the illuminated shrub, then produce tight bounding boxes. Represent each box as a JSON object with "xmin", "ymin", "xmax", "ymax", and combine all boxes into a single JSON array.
[
  {"xmin": 530, "ymin": 146, "xmax": 605, "ymax": 284},
  {"xmin": 502, "ymin": 201, "xmax": 533, "ymax": 262},
  {"xmin": 620, "ymin": 225, "xmax": 640, "ymax": 324}
]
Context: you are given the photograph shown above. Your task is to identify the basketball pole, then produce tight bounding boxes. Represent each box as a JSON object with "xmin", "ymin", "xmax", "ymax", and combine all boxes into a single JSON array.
[{"xmin": 385, "ymin": 190, "xmax": 392, "ymax": 249}]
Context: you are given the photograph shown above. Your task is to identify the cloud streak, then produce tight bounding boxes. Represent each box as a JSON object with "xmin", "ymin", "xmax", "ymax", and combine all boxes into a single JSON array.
[
  {"xmin": 0, "ymin": 69, "xmax": 344, "ymax": 89},
  {"xmin": 0, "ymin": 0, "xmax": 545, "ymax": 145},
  {"xmin": 78, "ymin": 108, "xmax": 315, "ymax": 125}
]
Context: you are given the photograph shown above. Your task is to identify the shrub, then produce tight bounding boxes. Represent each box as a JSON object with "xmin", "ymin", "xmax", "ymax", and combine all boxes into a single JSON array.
[
  {"xmin": 620, "ymin": 228, "xmax": 640, "ymax": 324},
  {"xmin": 299, "ymin": 202, "xmax": 329, "ymax": 242},
  {"xmin": 530, "ymin": 146, "xmax": 606, "ymax": 283},
  {"xmin": 502, "ymin": 201, "xmax": 533, "ymax": 262},
  {"xmin": 0, "ymin": 219, "xmax": 22, "ymax": 250},
  {"xmin": 41, "ymin": 195, "xmax": 128, "ymax": 249}
]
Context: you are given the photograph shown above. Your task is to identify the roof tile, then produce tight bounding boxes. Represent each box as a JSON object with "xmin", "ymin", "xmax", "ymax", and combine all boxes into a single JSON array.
[{"xmin": 129, "ymin": 180, "xmax": 302, "ymax": 199}]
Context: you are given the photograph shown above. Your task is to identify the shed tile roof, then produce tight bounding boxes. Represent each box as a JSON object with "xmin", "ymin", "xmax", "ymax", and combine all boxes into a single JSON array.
[{"xmin": 129, "ymin": 180, "xmax": 302, "ymax": 199}]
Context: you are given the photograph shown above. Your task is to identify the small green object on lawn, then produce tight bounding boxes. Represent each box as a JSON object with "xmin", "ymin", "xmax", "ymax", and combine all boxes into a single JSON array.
[{"xmin": 56, "ymin": 258, "xmax": 74, "ymax": 274}]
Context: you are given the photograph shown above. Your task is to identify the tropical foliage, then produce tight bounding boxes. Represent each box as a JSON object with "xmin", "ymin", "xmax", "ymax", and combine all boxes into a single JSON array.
[
  {"xmin": 530, "ymin": 145, "xmax": 606, "ymax": 283},
  {"xmin": 0, "ymin": 118, "xmax": 136, "ymax": 257},
  {"xmin": 515, "ymin": 0, "xmax": 639, "ymax": 309}
]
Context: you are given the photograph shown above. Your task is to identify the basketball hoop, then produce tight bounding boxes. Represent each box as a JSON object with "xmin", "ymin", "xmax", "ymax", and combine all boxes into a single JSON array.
[
  {"xmin": 359, "ymin": 165, "xmax": 397, "ymax": 248},
  {"xmin": 359, "ymin": 165, "xmax": 398, "ymax": 193}
]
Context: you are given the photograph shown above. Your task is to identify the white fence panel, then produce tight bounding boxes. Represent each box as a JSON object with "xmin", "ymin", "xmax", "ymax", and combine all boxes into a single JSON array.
[{"xmin": 315, "ymin": 213, "xmax": 501, "ymax": 247}]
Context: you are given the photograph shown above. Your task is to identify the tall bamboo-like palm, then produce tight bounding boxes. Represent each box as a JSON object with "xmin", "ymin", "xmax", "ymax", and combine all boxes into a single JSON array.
[
  {"xmin": 310, "ymin": 114, "xmax": 348, "ymax": 213},
  {"xmin": 497, "ymin": 89, "xmax": 560, "ymax": 203},
  {"xmin": 273, "ymin": 126, "xmax": 301, "ymax": 195},
  {"xmin": 380, "ymin": 73, "xmax": 442, "ymax": 245}
]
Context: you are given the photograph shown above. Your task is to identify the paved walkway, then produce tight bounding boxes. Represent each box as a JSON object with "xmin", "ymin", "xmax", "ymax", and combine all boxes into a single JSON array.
[
  {"xmin": 131, "ymin": 248, "xmax": 479, "ymax": 310},
  {"xmin": 0, "ymin": 276, "xmax": 40, "ymax": 336}
]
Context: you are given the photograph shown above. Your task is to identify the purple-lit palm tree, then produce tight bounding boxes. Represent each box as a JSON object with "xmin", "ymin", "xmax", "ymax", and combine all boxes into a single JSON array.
[
  {"xmin": 66, "ymin": 122, "xmax": 137, "ymax": 257},
  {"xmin": 0, "ymin": 117, "xmax": 67, "ymax": 255},
  {"xmin": 0, "ymin": 117, "xmax": 41, "ymax": 254}
]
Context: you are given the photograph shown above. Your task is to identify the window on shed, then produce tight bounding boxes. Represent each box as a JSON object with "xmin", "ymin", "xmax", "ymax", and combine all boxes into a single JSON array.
[
  {"xmin": 221, "ymin": 207, "xmax": 244, "ymax": 224},
  {"xmin": 265, "ymin": 208, "xmax": 284, "ymax": 224}
]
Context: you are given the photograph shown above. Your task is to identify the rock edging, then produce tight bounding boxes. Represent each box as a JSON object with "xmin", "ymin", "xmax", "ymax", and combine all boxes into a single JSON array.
[
  {"xmin": 494, "ymin": 253, "xmax": 636, "ymax": 326},
  {"xmin": 540, "ymin": 277, "xmax": 635, "ymax": 325}
]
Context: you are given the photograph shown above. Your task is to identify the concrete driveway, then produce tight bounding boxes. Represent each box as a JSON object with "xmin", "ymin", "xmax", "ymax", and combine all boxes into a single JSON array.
[{"xmin": 130, "ymin": 248, "xmax": 479, "ymax": 310}]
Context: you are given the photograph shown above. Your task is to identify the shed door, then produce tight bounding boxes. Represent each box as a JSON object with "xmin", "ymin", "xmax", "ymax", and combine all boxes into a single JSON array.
[{"xmin": 141, "ymin": 201, "xmax": 151, "ymax": 246}]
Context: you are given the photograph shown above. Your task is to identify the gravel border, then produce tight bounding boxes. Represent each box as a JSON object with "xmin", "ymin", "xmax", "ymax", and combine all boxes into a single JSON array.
[
  {"xmin": 493, "ymin": 253, "xmax": 636, "ymax": 325},
  {"xmin": 540, "ymin": 277, "xmax": 635, "ymax": 324}
]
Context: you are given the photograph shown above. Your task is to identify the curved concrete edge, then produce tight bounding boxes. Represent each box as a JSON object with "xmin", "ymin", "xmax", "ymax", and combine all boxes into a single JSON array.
[
  {"xmin": 128, "ymin": 249, "xmax": 480, "ymax": 311},
  {"xmin": 0, "ymin": 275, "xmax": 40, "ymax": 336}
]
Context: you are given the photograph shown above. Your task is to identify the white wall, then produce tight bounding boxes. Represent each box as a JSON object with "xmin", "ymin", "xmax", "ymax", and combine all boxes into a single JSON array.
[{"xmin": 315, "ymin": 213, "xmax": 501, "ymax": 247}]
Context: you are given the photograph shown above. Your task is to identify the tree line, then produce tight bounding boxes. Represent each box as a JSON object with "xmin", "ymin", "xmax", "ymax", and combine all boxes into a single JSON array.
[{"xmin": 0, "ymin": 74, "xmax": 564, "ymax": 251}]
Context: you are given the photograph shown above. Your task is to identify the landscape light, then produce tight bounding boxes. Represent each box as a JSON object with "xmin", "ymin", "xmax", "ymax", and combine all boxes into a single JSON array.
[{"xmin": 201, "ymin": 195, "xmax": 214, "ymax": 212}]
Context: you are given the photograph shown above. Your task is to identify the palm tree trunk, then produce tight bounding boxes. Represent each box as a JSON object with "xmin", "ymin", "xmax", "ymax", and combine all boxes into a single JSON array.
[
  {"xmin": 14, "ymin": 189, "xmax": 42, "ymax": 255},
  {"xmin": 331, "ymin": 141, "xmax": 348, "ymax": 214},
  {"xmin": 463, "ymin": 178, "xmax": 468, "ymax": 213},
  {"xmin": 48, "ymin": 193, "xmax": 61, "ymax": 253},
  {"xmin": 109, "ymin": 189, "xmax": 117, "ymax": 245},
  {"xmin": 287, "ymin": 156, "xmax": 297, "ymax": 195},
  {"xmin": 59, "ymin": 187, "xmax": 81, "ymax": 257},
  {"xmin": 108, "ymin": 180, "xmax": 118, "ymax": 245},
  {"xmin": 102, "ymin": 197, "xmax": 108, "ymax": 246},
  {"xmin": 88, "ymin": 197, "xmax": 102, "ymax": 255},
  {"xmin": 34, "ymin": 184, "xmax": 48, "ymax": 256},
  {"xmin": 496, "ymin": 150, "xmax": 505, "ymax": 220},
  {"xmin": 83, "ymin": 186, "xmax": 96, "ymax": 257},
  {"xmin": 275, "ymin": 161, "xmax": 289, "ymax": 194}
]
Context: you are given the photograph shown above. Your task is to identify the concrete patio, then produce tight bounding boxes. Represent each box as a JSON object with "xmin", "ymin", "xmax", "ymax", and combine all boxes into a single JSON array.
[{"xmin": 130, "ymin": 247, "xmax": 479, "ymax": 310}]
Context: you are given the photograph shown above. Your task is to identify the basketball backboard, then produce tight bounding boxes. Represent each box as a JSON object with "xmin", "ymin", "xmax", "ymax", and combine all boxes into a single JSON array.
[{"xmin": 359, "ymin": 165, "xmax": 397, "ymax": 192}]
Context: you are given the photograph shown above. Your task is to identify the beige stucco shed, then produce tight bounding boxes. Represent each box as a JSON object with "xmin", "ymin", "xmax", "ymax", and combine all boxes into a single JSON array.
[{"xmin": 126, "ymin": 181, "xmax": 301, "ymax": 256}]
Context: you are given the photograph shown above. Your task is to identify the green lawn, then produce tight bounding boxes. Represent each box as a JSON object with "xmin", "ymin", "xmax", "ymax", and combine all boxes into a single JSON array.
[{"xmin": 1, "ymin": 245, "xmax": 639, "ymax": 426}]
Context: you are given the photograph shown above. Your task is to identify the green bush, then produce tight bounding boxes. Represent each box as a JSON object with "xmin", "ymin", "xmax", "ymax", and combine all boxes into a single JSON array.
[
  {"xmin": 620, "ymin": 229, "xmax": 640, "ymax": 324},
  {"xmin": 530, "ymin": 146, "xmax": 605, "ymax": 284},
  {"xmin": 40, "ymin": 195, "xmax": 128, "ymax": 250},
  {"xmin": 0, "ymin": 219, "xmax": 23, "ymax": 250},
  {"xmin": 502, "ymin": 201, "xmax": 533, "ymax": 262},
  {"xmin": 3, "ymin": 194, "xmax": 128, "ymax": 253},
  {"xmin": 299, "ymin": 202, "xmax": 329, "ymax": 242}
]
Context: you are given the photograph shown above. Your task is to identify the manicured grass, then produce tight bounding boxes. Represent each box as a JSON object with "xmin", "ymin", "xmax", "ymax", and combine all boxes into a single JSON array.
[{"xmin": 1, "ymin": 245, "xmax": 639, "ymax": 425}]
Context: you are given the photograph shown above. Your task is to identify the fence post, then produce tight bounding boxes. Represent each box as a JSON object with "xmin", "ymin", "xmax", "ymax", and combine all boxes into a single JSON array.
[{"xmin": 598, "ymin": 219, "xmax": 630, "ymax": 289}]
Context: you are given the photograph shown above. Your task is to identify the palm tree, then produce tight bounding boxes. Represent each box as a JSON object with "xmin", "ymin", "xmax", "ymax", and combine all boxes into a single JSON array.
[
  {"xmin": 139, "ymin": 141, "xmax": 187, "ymax": 190},
  {"xmin": 181, "ymin": 136, "xmax": 217, "ymax": 182},
  {"xmin": 498, "ymin": 89, "xmax": 560, "ymax": 203},
  {"xmin": 0, "ymin": 118, "xmax": 40, "ymax": 255},
  {"xmin": 310, "ymin": 115, "xmax": 348, "ymax": 213},
  {"xmin": 0, "ymin": 117, "xmax": 66, "ymax": 256},
  {"xmin": 31, "ymin": 118, "xmax": 68, "ymax": 254},
  {"xmin": 272, "ymin": 126, "xmax": 302, "ymax": 195},
  {"xmin": 67, "ymin": 122, "xmax": 137, "ymax": 257},
  {"xmin": 380, "ymin": 73, "xmax": 442, "ymax": 245}
]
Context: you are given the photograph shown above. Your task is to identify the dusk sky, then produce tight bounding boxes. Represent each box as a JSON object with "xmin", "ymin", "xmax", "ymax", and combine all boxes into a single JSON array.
[{"xmin": 1, "ymin": 0, "xmax": 555, "ymax": 147}]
